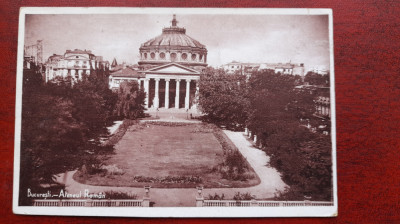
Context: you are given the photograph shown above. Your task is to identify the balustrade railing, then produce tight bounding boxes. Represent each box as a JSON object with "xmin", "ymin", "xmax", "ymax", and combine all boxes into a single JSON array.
[
  {"xmin": 200, "ymin": 200, "xmax": 333, "ymax": 207},
  {"xmin": 33, "ymin": 199, "xmax": 146, "ymax": 207}
]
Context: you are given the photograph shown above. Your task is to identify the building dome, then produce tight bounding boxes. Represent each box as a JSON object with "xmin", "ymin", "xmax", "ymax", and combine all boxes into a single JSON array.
[{"xmin": 138, "ymin": 15, "xmax": 207, "ymax": 71}]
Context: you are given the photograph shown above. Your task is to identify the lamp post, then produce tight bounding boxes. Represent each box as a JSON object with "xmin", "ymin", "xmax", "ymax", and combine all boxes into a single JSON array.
[
  {"xmin": 145, "ymin": 186, "xmax": 151, "ymax": 198},
  {"xmin": 196, "ymin": 186, "xmax": 204, "ymax": 207},
  {"xmin": 143, "ymin": 186, "xmax": 151, "ymax": 207},
  {"xmin": 197, "ymin": 186, "xmax": 203, "ymax": 198}
]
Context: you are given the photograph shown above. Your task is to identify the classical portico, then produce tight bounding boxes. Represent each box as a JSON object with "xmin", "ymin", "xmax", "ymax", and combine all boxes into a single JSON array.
[
  {"xmin": 136, "ymin": 15, "xmax": 207, "ymax": 112},
  {"xmin": 143, "ymin": 63, "xmax": 200, "ymax": 110}
]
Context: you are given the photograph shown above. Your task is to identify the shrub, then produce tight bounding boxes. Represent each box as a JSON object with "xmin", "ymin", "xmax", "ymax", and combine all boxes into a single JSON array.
[
  {"xmin": 206, "ymin": 193, "xmax": 225, "ymax": 200},
  {"xmin": 131, "ymin": 175, "xmax": 203, "ymax": 184},
  {"xmin": 86, "ymin": 163, "xmax": 106, "ymax": 175},
  {"xmin": 101, "ymin": 164, "xmax": 124, "ymax": 175},
  {"xmin": 225, "ymin": 150, "xmax": 247, "ymax": 174},
  {"xmin": 104, "ymin": 119, "xmax": 137, "ymax": 146},
  {"xmin": 104, "ymin": 191, "xmax": 137, "ymax": 199},
  {"xmin": 233, "ymin": 192, "xmax": 253, "ymax": 201}
]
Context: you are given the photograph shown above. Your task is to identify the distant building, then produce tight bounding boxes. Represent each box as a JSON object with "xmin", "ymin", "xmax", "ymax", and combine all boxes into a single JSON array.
[
  {"xmin": 23, "ymin": 55, "xmax": 38, "ymax": 70},
  {"xmin": 44, "ymin": 49, "xmax": 109, "ymax": 82},
  {"xmin": 295, "ymin": 85, "xmax": 331, "ymax": 119},
  {"xmin": 222, "ymin": 61, "xmax": 305, "ymax": 77},
  {"xmin": 314, "ymin": 87, "xmax": 331, "ymax": 118},
  {"xmin": 308, "ymin": 66, "xmax": 329, "ymax": 75},
  {"xmin": 109, "ymin": 65, "xmax": 145, "ymax": 90},
  {"xmin": 111, "ymin": 58, "xmax": 118, "ymax": 68}
]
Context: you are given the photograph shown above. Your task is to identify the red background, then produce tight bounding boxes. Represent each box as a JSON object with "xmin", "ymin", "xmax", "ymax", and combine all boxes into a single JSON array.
[{"xmin": 1, "ymin": 0, "xmax": 399, "ymax": 223}]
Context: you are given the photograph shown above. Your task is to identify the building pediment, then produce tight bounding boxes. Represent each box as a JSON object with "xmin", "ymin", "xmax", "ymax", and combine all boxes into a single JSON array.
[{"xmin": 144, "ymin": 63, "xmax": 200, "ymax": 75}]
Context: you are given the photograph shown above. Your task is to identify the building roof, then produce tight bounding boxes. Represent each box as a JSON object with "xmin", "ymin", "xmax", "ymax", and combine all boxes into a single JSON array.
[
  {"xmin": 65, "ymin": 49, "xmax": 93, "ymax": 55},
  {"xmin": 110, "ymin": 67, "xmax": 144, "ymax": 78},
  {"xmin": 140, "ymin": 15, "xmax": 206, "ymax": 49},
  {"xmin": 111, "ymin": 58, "xmax": 118, "ymax": 67},
  {"xmin": 47, "ymin": 54, "xmax": 63, "ymax": 61}
]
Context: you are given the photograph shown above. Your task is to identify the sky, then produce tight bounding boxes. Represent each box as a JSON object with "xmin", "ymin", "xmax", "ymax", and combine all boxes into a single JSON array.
[{"xmin": 25, "ymin": 13, "xmax": 330, "ymax": 71}]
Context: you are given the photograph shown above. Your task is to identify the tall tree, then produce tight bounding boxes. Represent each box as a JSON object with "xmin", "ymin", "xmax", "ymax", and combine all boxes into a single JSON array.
[
  {"xmin": 246, "ymin": 70, "xmax": 297, "ymax": 140},
  {"xmin": 198, "ymin": 67, "xmax": 250, "ymax": 129},
  {"xmin": 19, "ymin": 69, "xmax": 117, "ymax": 205},
  {"xmin": 114, "ymin": 81, "xmax": 145, "ymax": 119},
  {"xmin": 304, "ymin": 71, "xmax": 329, "ymax": 86},
  {"xmin": 246, "ymin": 69, "xmax": 332, "ymax": 201}
]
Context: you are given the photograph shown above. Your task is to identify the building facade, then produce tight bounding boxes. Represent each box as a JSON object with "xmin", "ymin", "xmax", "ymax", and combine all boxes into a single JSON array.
[
  {"xmin": 110, "ymin": 15, "xmax": 207, "ymax": 110},
  {"xmin": 109, "ymin": 66, "xmax": 145, "ymax": 90},
  {"xmin": 222, "ymin": 61, "xmax": 305, "ymax": 77},
  {"xmin": 44, "ymin": 49, "xmax": 109, "ymax": 82},
  {"xmin": 314, "ymin": 87, "xmax": 331, "ymax": 118}
]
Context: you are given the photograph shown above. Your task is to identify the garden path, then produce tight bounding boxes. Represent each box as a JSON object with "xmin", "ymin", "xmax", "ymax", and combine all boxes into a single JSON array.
[{"xmin": 55, "ymin": 129, "xmax": 286, "ymax": 207}]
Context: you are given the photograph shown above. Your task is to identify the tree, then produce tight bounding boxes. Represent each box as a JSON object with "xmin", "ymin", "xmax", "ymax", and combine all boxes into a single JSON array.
[
  {"xmin": 304, "ymin": 71, "xmax": 329, "ymax": 86},
  {"xmin": 19, "ymin": 69, "xmax": 117, "ymax": 205},
  {"xmin": 114, "ymin": 81, "xmax": 145, "ymax": 119},
  {"xmin": 246, "ymin": 69, "xmax": 332, "ymax": 201},
  {"xmin": 198, "ymin": 67, "xmax": 250, "ymax": 130},
  {"xmin": 70, "ymin": 72, "xmax": 117, "ymax": 139},
  {"xmin": 246, "ymin": 70, "xmax": 297, "ymax": 140}
]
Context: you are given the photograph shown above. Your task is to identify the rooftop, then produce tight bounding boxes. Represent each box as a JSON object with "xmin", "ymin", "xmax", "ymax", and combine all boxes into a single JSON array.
[
  {"xmin": 140, "ymin": 15, "xmax": 206, "ymax": 49},
  {"xmin": 110, "ymin": 67, "xmax": 144, "ymax": 78}
]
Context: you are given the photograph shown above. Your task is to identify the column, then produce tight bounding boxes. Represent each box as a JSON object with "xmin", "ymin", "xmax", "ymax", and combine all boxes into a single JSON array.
[
  {"xmin": 138, "ymin": 79, "xmax": 141, "ymax": 90},
  {"xmin": 165, "ymin": 78, "xmax": 170, "ymax": 109},
  {"xmin": 175, "ymin": 79, "xmax": 180, "ymax": 109},
  {"xmin": 154, "ymin": 78, "xmax": 160, "ymax": 109},
  {"xmin": 193, "ymin": 80, "xmax": 199, "ymax": 110},
  {"xmin": 185, "ymin": 79, "xmax": 191, "ymax": 110},
  {"xmin": 45, "ymin": 68, "xmax": 49, "ymax": 82},
  {"xmin": 144, "ymin": 78, "xmax": 149, "ymax": 108}
]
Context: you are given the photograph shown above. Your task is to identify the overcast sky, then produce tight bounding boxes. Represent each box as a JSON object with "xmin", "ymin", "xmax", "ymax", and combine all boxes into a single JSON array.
[{"xmin": 25, "ymin": 13, "xmax": 330, "ymax": 71}]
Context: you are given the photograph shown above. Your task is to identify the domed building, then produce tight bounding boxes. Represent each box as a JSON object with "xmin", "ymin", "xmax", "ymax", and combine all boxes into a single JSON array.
[
  {"xmin": 138, "ymin": 15, "xmax": 208, "ymax": 110},
  {"xmin": 138, "ymin": 15, "xmax": 207, "ymax": 71}
]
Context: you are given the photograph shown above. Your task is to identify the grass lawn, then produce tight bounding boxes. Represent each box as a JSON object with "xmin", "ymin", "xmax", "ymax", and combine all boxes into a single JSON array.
[{"xmin": 74, "ymin": 122, "xmax": 260, "ymax": 188}]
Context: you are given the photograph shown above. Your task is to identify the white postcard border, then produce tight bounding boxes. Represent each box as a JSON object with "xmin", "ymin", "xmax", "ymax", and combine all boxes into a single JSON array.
[{"xmin": 13, "ymin": 7, "xmax": 337, "ymax": 217}]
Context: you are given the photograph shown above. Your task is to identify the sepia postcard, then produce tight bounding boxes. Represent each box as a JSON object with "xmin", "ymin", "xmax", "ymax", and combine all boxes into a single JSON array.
[{"xmin": 13, "ymin": 7, "xmax": 337, "ymax": 217}]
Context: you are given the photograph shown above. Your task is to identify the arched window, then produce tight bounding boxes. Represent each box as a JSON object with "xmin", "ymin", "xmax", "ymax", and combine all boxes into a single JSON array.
[
  {"xmin": 181, "ymin": 53, "xmax": 188, "ymax": 60},
  {"xmin": 150, "ymin": 52, "xmax": 155, "ymax": 59},
  {"xmin": 159, "ymin": 52, "xmax": 166, "ymax": 59},
  {"xmin": 144, "ymin": 53, "xmax": 147, "ymax": 59},
  {"xmin": 199, "ymin": 54, "xmax": 203, "ymax": 61},
  {"xmin": 191, "ymin": 54, "xmax": 197, "ymax": 61},
  {"xmin": 170, "ymin": 53, "xmax": 177, "ymax": 61}
]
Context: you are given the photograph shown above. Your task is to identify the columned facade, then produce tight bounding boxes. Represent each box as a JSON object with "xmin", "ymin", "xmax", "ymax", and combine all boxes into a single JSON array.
[
  {"xmin": 144, "ymin": 69, "xmax": 200, "ymax": 110},
  {"xmin": 137, "ymin": 15, "xmax": 207, "ymax": 112}
]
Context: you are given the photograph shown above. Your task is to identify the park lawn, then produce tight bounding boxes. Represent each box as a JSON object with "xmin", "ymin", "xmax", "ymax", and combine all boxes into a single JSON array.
[{"xmin": 74, "ymin": 122, "xmax": 260, "ymax": 188}]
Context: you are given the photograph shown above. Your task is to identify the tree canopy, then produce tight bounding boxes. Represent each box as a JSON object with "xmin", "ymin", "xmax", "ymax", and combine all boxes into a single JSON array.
[
  {"xmin": 198, "ymin": 68, "xmax": 333, "ymax": 201},
  {"xmin": 19, "ymin": 69, "xmax": 125, "ymax": 205},
  {"xmin": 198, "ymin": 67, "xmax": 250, "ymax": 130},
  {"xmin": 113, "ymin": 80, "xmax": 145, "ymax": 119},
  {"xmin": 304, "ymin": 71, "xmax": 330, "ymax": 86}
]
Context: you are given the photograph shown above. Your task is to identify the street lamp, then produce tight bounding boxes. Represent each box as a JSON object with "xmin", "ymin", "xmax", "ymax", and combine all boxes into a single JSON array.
[
  {"xmin": 144, "ymin": 186, "xmax": 151, "ymax": 198},
  {"xmin": 196, "ymin": 186, "xmax": 203, "ymax": 198}
]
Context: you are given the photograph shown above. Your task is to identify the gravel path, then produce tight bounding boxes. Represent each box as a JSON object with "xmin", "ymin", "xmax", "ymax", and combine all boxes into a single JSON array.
[{"xmin": 55, "ymin": 130, "xmax": 286, "ymax": 207}]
